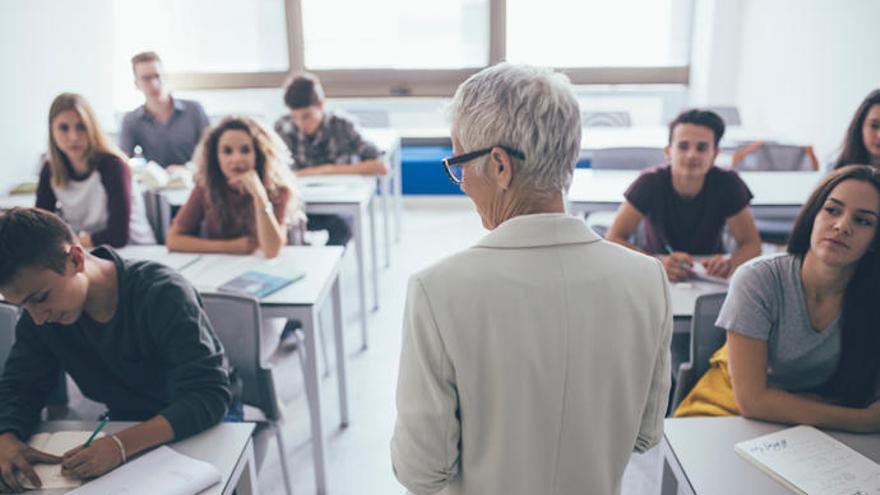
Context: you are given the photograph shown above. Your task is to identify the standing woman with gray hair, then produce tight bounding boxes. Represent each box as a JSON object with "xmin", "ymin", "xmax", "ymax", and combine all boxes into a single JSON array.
[{"xmin": 391, "ymin": 63, "xmax": 673, "ymax": 495}]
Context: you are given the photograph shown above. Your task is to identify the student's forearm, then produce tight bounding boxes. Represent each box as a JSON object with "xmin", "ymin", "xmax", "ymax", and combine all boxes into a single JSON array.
[
  {"xmin": 115, "ymin": 416, "xmax": 175, "ymax": 459},
  {"xmin": 297, "ymin": 160, "xmax": 388, "ymax": 176},
  {"xmin": 737, "ymin": 387, "xmax": 875, "ymax": 432},
  {"xmin": 166, "ymin": 233, "xmax": 240, "ymax": 254},
  {"xmin": 728, "ymin": 239, "xmax": 762, "ymax": 271},
  {"xmin": 253, "ymin": 201, "xmax": 285, "ymax": 259}
]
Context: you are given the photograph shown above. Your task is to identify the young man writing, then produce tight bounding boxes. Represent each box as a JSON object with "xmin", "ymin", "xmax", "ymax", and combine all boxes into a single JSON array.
[{"xmin": 0, "ymin": 208, "xmax": 231, "ymax": 491}]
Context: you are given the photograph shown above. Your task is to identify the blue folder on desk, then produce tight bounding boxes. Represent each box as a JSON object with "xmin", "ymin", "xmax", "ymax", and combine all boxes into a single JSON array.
[{"xmin": 218, "ymin": 270, "xmax": 305, "ymax": 299}]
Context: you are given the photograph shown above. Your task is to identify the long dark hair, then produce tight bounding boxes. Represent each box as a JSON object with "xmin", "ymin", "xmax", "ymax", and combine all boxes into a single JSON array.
[
  {"xmin": 835, "ymin": 89, "xmax": 880, "ymax": 169},
  {"xmin": 192, "ymin": 116, "xmax": 302, "ymax": 231},
  {"xmin": 788, "ymin": 165, "xmax": 880, "ymax": 407}
]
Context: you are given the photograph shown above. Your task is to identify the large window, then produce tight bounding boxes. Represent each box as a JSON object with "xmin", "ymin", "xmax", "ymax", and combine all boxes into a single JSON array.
[
  {"xmin": 302, "ymin": 0, "xmax": 488, "ymax": 69},
  {"xmin": 111, "ymin": 0, "xmax": 693, "ymax": 97},
  {"xmin": 507, "ymin": 0, "xmax": 692, "ymax": 68}
]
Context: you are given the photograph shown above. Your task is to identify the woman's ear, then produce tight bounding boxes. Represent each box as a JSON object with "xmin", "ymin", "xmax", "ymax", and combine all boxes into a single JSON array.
[{"xmin": 490, "ymin": 147, "xmax": 514, "ymax": 190}]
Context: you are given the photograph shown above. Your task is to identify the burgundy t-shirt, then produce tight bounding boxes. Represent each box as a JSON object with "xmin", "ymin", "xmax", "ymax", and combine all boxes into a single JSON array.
[
  {"xmin": 172, "ymin": 182, "xmax": 290, "ymax": 239},
  {"xmin": 624, "ymin": 164, "xmax": 753, "ymax": 255}
]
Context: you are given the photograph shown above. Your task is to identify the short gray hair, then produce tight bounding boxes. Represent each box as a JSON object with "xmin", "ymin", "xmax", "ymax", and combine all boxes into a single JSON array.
[{"xmin": 449, "ymin": 63, "xmax": 582, "ymax": 193}]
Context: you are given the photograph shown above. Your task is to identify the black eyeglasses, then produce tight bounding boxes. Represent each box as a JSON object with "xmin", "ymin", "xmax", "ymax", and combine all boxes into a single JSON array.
[{"xmin": 442, "ymin": 146, "xmax": 526, "ymax": 184}]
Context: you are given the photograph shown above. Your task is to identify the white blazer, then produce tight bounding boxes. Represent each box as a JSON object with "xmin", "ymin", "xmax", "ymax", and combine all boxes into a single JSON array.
[{"xmin": 392, "ymin": 213, "xmax": 672, "ymax": 495}]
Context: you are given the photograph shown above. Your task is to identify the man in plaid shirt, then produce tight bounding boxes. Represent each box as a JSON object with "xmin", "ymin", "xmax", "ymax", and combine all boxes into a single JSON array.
[{"xmin": 275, "ymin": 73, "xmax": 387, "ymax": 246}]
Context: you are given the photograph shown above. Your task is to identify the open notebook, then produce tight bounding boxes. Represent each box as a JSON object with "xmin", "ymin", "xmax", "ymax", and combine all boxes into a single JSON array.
[
  {"xmin": 21, "ymin": 430, "xmax": 102, "ymax": 489},
  {"xmin": 67, "ymin": 445, "xmax": 221, "ymax": 495},
  {"xmin": 735, "ymin": 425, "xmax": 880, "ymax": 494}
]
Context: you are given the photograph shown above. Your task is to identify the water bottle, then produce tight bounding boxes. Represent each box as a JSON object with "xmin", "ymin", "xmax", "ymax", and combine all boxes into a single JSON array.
[{"xmin": 129, "ymin": 145, "xmax": 147, "ymax": 171}]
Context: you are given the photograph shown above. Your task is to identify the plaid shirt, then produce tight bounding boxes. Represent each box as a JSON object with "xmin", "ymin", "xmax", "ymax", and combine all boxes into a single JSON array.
[{"xmin": 274, "ymin": 111, "xmax": 380, "ymax": 170}]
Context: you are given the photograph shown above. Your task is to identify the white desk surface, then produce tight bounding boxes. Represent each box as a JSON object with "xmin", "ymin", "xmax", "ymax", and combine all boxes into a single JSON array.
[
  {"xmin": 160, "ymin": 175, "xmax": 376, "ymax": 207},
  {"xmin": 0, "ymin": 193, "xmax": 35, "ymax": 210},
  {"xmin": 662, "ymin": 416, "xmax": 880, "ymax": 495},
  {"xmin": 567, "ymin": 169, "xmax": 823, "ymax": 211},
  {"xmin": 118, "ymin": 245, "xmax": 344, "ymax": 306},
  {"xmin": 31, "ymin": 421, "xmax": 255, "ymax": 495},
  {"xmin": 670, "ymin": 281, "xmax": 726, "ymax": 319}
]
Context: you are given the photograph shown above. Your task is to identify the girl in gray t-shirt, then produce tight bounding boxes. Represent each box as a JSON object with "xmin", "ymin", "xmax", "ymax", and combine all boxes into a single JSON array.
[{"xmin": 694, "ymin": 165, "xmax": 880, "ymax": 433}]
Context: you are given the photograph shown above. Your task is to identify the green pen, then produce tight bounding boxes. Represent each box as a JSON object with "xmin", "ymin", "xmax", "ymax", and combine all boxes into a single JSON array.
[
  {"xmin": 664, "ymin": 244, "xmax": 690, "ymax": 270},
  {"xmin": 83, "ymin": 413, "xmax": 110, "ymax": 448}
]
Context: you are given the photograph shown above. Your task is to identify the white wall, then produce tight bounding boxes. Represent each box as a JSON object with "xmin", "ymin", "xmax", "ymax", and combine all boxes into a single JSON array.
[
  {"xmin": 688, "ymin": 0, "xmax": 743, "ymax": 107},
  {"xmin": 728, "ymin": 0, "xmax": 879, "ymax": 162},
  {"xmin": 0, "ymin": 0, "xmax": 115, "ymax": 189}
]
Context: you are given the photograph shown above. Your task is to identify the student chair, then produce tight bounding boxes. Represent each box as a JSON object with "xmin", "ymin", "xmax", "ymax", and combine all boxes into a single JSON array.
[
  {"xmin": 581, "ymin": 111, "xmax": 632, "ymax": 127},
  {"xmin": 0, "ymin": 302, "xmax": 18, "ymax": 374},
  {"xmin": 704, "ymin": 106, "xmax": 742, "ymax": 126},
  {"xmin": 201, "ymin": 293, "xmax": 298, "ymax": 495},
  {"xmin": 731, "ymin": 141, "xmax": 820, "ymax": 171},
  {"xmin": 590, "ymin": 147, "xmax": 666, "ymax": 170},
  {"xmin": 670, "ymin": 292, "xmax": 728, "ymax": 412}
]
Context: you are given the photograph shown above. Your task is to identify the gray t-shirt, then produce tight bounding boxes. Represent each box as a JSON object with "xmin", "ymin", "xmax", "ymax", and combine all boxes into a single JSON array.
[
  {"xmin": 119, "ymin": 97, "xmax": 209, "ymax": 168},
  {"xmin": 716, "ymin": 253, "xmax": 841, "ymax": 392}
]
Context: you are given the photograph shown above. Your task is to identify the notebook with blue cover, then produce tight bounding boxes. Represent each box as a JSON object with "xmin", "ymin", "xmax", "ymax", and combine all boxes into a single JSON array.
[{"xmin": 218, "ymin": 270, "xmax": 305, "ymax": 299}]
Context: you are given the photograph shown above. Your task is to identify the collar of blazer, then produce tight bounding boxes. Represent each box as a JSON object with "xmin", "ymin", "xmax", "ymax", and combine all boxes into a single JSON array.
[{"xmin": 473, "ymin": 213, "xmax": 603, "ymax": 249}]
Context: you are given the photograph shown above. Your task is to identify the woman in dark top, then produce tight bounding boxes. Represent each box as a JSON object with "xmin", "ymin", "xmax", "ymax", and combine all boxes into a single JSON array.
[
  {"xmin": 36, "ymin": 93, "xmax": 155, "ymax": 247},
  {"xmin": 834, "ymin": 89, "xmax": 880, "ymax": 169}
]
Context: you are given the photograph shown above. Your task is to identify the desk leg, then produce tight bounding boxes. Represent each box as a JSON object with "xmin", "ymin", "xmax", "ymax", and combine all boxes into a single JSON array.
[
  {"xmin": 231, "ymin": 438, "xmax": 259, "ymax": 495},
  {"xmin": 351, "ymin": 207, "xmax": 369, "ymax": 350},
  {"xmin": 380, "ymin": 176, "xmax": 391, "ymax": 268},
  {"xmin": 368, "ymin": 196, "xmax": 379, "ymax": 312},
  {"xmin": 301, "ymin": 308, "xmax": 328, "ymax": 495},
  {"xmin": 393, "ymin": 144, "xmax": 402, "ymax": 243},
  {"xmin": 332, "ymin": 276, "xmax": 350, "ymax": 427}
]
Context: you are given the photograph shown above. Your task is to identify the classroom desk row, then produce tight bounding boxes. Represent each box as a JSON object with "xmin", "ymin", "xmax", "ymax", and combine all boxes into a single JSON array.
[{"xmin": 118, "ymin": 245, "xmax": 347, "ymax": 494}]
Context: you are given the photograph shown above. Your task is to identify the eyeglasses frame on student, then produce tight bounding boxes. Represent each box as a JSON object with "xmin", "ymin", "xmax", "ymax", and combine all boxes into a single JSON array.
[{"xmin": 442, "ymin": 146, "xmax": 526, "ymax": 184}]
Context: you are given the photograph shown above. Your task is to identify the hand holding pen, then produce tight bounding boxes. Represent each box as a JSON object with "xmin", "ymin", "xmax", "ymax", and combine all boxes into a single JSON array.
[
  {"xmin": 61, "ymin": 413, "xmax": 124, "ymax": 480},
  {"xmin": 662, "ymin": 244, "xmax": 694, "ymax": 282}
]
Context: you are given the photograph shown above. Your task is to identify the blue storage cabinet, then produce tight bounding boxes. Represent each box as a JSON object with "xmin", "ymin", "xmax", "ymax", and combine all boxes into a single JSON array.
[{"xmin": 401, "ymin": 146, "xmax": 591, "ymax": 195}]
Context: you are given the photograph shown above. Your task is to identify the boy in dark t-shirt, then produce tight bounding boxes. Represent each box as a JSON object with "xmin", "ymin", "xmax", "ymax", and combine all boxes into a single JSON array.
[
  {"xmin": 0, "ymin": 208, "xmax": 231, "ymax": 490},
  {"xmin": 607, "ymin": 109, "xmax": 762, "ymax": 282}
]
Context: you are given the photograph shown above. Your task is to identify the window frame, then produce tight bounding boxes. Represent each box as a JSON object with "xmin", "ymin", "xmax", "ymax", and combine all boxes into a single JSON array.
[{"xmin": 165, "ymin": 0, "xmax": 691, "ymax": 97}]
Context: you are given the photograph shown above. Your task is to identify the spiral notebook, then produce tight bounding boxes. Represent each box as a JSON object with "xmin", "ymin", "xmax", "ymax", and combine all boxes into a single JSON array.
[
  {"xmin": 218, "ymin": 270, "xmax": 306, "ymax": 299},
  {"xmin": 734, "ymin": 425, "xmax": 880, "ymax": 494}
]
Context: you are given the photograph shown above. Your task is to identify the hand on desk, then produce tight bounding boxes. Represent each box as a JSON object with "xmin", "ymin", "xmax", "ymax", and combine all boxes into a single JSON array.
[
  {"xmin": 60, "ymin": 437, "xmax": 122, "ymax": 481},
  {"xmin": 661, "ymin": 252, "xmax": 694, "ymax": 282},
  {"xmin": 0, "ymin": 432, "xmax": 61, "ymax": 492},
  {"xmin": 701, "ymin": 255, "xmax": 732, "ymax": 278},
  {"xmin": 227, "ymin": 236, "xmax": 258, "ymax": 255}
]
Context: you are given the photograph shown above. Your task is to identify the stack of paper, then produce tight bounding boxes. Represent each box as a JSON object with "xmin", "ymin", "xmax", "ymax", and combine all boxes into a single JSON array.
[{"xmin": 735, "ymin": 425, "xmax": 880, "ymax": 494}]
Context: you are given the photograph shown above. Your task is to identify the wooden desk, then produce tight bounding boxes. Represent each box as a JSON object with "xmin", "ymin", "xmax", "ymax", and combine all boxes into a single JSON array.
[
  {"xmin": 118, "ymin": 246, "xmax": 348, "ymax": 494},
  {"xmin": 660, "ymin": 417, "xmax": 880, "ymax": 495},
  {"xmin": 567, "ymin": 169, "xmax": 823, "ymax": 219},
  {"xmin": 31, "ymin": 421, "xmax": 257, "ymax": 495}
]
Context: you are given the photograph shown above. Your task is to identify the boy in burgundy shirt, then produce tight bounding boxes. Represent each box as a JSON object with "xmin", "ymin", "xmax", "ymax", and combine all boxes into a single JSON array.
[{"xmin": 607, "ymin": 109, "xmax": 761, "ymax": 281}]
